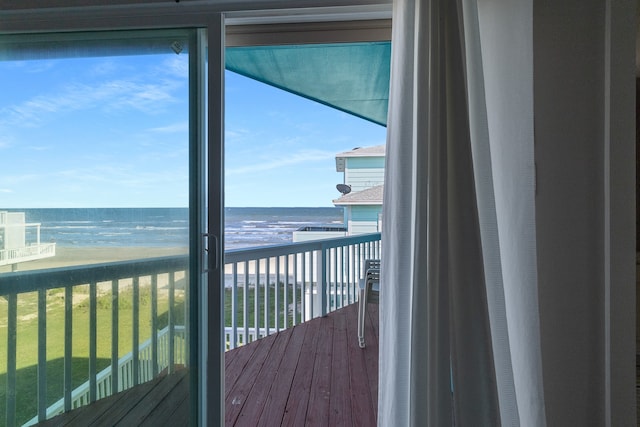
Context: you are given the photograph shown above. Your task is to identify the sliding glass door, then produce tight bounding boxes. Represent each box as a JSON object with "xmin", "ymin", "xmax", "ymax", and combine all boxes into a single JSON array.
[{"xmin": 0, "ymin": 28, "xmax": 214, "ymax": 425}]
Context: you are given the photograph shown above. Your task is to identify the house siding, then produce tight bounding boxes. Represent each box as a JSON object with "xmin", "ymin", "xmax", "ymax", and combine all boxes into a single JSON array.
[
  {"xmin": 344, "ymin": 158, "xmax": 384, "ymax": 193},
  {"xmin": 346, "ymin": 205, "xmax": 382, "ymax": 234}
]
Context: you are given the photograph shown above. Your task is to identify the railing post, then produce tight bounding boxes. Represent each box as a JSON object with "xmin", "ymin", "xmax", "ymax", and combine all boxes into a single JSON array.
[
  {"xmin": 132, "ymin": 276, "xmax": 139, "ymax": 386},
  {"xmin": 242, "ymin": 261, "xmax": 249, "ymax": 346},
  {"xmin": 231, "ymin": 263, "xmax": 238, "ymax": 349},
  {"xmin": 64, "ymin": 286, "xmax": 73, "ymax": 412},
  {"xmin": 6, "ymin": 293, "xmax": 17, "ymax": 427},
  {"xmin": 319, "ymin": 245, "xmax": 327, "ymax": 317},
  {"xmin": 151, "ymin": 274, "xmax": 158, "ymax": 378},
  {"xmin": 89, "ymin": 281, "xmax": 97, "ymax": 403},
  {"xmin": 168, "ymin": 272, "xmax": 175, "ymax": 373},
  {"xmin": 111, "ymin": 279, "xmax": 119, "ymax": 392},
  {"xmin": 38, "ymin": 288, "xmax": 47, "ymax": 422}
]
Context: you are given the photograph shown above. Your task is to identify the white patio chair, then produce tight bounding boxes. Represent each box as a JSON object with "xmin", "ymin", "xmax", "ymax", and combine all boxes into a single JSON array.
[{"xmin": 358, "ymin": 259, "xmax": 380, "ymax": 348}]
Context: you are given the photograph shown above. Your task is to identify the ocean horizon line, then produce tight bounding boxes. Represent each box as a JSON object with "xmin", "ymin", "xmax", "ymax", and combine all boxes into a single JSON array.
[{"xmin": 9, "ymin": 207, "xmax": 344, "ymax": 250}]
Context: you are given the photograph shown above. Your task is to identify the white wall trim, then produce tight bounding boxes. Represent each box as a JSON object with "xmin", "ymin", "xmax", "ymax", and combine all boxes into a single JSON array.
[{"xmin": 0, "ymin": 2, "xmax": 391, "ymax": 34}]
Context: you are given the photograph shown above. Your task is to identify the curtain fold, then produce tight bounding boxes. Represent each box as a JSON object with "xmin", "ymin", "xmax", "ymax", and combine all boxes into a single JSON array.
[{"xmin": 379, "ymin": 0, "xmax": 543, "ymax": 425}]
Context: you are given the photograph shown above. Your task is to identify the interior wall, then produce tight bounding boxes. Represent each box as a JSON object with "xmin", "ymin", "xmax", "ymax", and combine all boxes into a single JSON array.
[{"xmin": 534, "ymin": 0, "xmax": 635, "ymax": 425}]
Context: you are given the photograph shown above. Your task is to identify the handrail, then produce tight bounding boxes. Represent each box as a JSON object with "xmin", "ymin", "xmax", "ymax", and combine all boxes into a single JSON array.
[
  {"xmin": 0, "ymin": 254, "xmax": 189, "ymax": 294},
  {"xmin": 225, "ymin": 232, "xmax": 381, "ymax": 262}
]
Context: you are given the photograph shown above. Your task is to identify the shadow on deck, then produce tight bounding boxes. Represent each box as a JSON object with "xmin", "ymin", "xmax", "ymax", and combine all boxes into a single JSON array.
[{"xmin": 38, "ymin": 302, "xmax": 379, "ymax": 426}]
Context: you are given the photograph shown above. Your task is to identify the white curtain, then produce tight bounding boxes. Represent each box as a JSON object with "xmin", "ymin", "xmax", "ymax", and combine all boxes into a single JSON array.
[{"xmin": 379, "ymin": 0, "xmax": 544, "ymax": 425}]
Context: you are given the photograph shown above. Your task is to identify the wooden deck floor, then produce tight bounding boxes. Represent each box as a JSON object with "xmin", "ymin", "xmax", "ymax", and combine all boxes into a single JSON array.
[
  {"xmin": 38, "ymin": 368, "xmax": 190, "ymax": 427},
  {"xmin": 38, "ymin": 302, "xmax": 379, "ymax": 426},
  {"xmin": 225, "ymin": 302, "xmax": 379, "ymax": 426}
]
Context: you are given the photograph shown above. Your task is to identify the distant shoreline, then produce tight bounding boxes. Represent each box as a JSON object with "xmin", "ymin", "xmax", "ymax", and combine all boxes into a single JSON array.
[{"xmin": 0, "ymin": 246, "xmax": 188, "ymax": 273}]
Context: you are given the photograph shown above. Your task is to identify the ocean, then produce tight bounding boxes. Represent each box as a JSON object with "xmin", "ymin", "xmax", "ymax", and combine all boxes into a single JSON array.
[{"xmin": 12, "ymin": 207, "xmax": 344, "ymax": 250}]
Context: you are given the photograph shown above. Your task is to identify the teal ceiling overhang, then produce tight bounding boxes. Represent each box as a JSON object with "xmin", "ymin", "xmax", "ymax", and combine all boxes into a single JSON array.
[{"xmin": 225, "ymin": 42, "xmax": 391, "ymax": 126}]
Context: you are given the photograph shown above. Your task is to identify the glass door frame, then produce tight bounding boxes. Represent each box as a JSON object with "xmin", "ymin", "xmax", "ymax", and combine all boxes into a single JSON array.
[{"xmin": 0, "ymin": 11, "xmax": 226, "ymax": 427}]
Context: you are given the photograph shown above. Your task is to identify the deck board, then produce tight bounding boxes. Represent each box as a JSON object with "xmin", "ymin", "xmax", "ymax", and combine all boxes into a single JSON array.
[
  {"xmin": 346, "ymin": 309, "xmax": 377, "ymax": 426},
  {"xmin": 225, "ymin": 332, "xmax": 278, "ymax": 425},
  {"xmin": 256, "ymin": 324, "xmax": 307, "ymax": 427},
  {"xmin": 234, "ymin": 329, "xmax": 292, "ymax": 425},
  {"xmin": 280, "ymin": 314, "xmax": 322, "ymax": 426},
  {"xmin": 37, "ymin": 303, "xmax": 379, "ymax": 427},
  {"xmin": 329, "ymin": 309, "xmax": 352, "ymax": 426},
  {"xmin": 306, "ymin": 315, "xmax": 334, "ymax": 426}
]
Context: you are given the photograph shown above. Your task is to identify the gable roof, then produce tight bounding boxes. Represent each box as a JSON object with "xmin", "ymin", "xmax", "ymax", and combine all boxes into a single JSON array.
[
  {"xmin": 333, "ymin": 184, "xmax": 383, "ymax": 205},
  {"xmin": 336, "ymin": 144, "xmax": 385, "ymax": 158}
]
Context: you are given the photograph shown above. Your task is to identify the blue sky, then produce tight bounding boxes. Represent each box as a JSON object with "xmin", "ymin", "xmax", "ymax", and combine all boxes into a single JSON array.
[{"xmin": 0, "ymin": 52, "xmax": 386, "ymax": 208}]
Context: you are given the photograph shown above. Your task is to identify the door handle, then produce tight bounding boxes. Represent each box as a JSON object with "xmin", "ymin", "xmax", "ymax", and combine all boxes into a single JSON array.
[{"xmin": 202, "ymin": 233, "xmax": 219, "ymax": 273}]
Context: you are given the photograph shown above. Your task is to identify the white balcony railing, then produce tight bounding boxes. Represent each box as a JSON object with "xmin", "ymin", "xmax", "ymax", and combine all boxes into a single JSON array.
[
  {"xmin": 0, "ymin": 233, "xmax": 381, "ymax": 426},
  {"xmin": 0, "ymin": 242, "xmax": 56, "ymax": 266}
]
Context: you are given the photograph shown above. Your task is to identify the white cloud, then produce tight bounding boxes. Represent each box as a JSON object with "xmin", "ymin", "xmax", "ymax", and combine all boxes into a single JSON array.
[
  {"xmin": 0, "ymin": 78, "xmax": 181, "ymax": 128},
  {"xmin": 162, "ymin": 56, "xmax": 188, "ymax": 78},
  {"xmin": 5, "ymin": 60, "xmax": 55, "ymax": 74},
  {"xmin": 27, "ymin": 61, "xmax": 55, "ymax": 74},
  {"xmin": 227, "ymin": 149, "xmax": 335, "ymax": 175},
  {"xmin": 149, "ymin": 122, "xmax": 188, "ymax": 133},
  {"xmin": 91, "ymin": 60, "xmax": 118, "ymax": 76},
  {"xmin": 3, "ymin": 173, "xmax": 41, "ymax": 184},
  {"xmin": 225, "ymin": 128, "xmax": 252, "ymax": 142},
  {"xmin": 0, "ymin": 189, "xmax": 13, "ymax": 193}
]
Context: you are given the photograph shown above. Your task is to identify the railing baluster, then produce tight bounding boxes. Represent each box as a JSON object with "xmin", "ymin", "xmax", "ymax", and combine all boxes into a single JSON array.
[
  {"xmin": 132, "ymin": 276, "xmax": 139, "ymax": 386},
  {"xmin": 6, "ymin": 293, "xmax": 17, "ymax": 427},
  {"xmin": 349, "ymin": 245, "xmax": 358, "ymax": 304},
  {"xmin": 302, "ymin": 252, "xmax": 313, "ymax": 321},
  {"xmin": 151, "ymin": 274, "xmax": 158, "ymax": 378},
  {"xmin": 340, "ymin": 246, "xmax": 345, "ymax": 309},
  {"xmin": 275, "ymin": 256, "xmax": 280, "ymax": 332},
  {"xmin": 292, "ymin": 254, "xmax": 297, "ymax": 326},
  {"xmin": 283, "ymin": 255, "xmax": 288, "ymax": 329},
  {"xmin": 336, "ymin": 248, "xmax": 342, "ymax": 310},
  {"xmin": 254, "ymin": 260, "xmax": 259, "ymax": 341},
  {"xmin": 183, "ymin": 269, "xmax": 189, "ymax": 367},
  {"xmin": 319, "ymin": 246, "xmax": 327, "ymax": 317},
  {"xmin": 264, "ymin": 257, "xmax": 270, "ymax": 336},
  {"xmin": 243, "ymin": 261, "xmax": 249, "ymax": 346},
  {"xmin": 64, "ymin": 286, "xmax": 72, "ymax": 412},
  {"xmin": 168, "ymin": 272, "xmax": 175, "ymax": 373},
  {"xmin": 89, "ymin": 281, "xmax": 97, "ymax": 403},
  {"xmin": 38, "ymin": 288, "xmax": 47, "ymax": 422},
  {"xmin": 111, "ymin": 279, "xmax": 119, "ymax": 393},
  {"xmin": 231, "ymin": 263, "xmax": 238, "ymax": 349},
  {"xmin": 299, "ymin": 253, "xmax": 304, "ymax": 323}
]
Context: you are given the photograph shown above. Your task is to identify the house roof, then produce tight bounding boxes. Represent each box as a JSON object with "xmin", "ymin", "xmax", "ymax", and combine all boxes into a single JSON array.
[
  {"xmin": 336, "ymin": 144, "xmax": 385, "ymax": 158},
  {"xmin": 333, "ymin": 184, "xmax": 383, "ymax": 206}
]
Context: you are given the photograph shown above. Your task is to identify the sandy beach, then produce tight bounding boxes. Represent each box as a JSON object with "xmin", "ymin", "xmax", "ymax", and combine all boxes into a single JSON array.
[{"xmin": 0, "ymin": 246, "xmax": 189, "ymax": 274}]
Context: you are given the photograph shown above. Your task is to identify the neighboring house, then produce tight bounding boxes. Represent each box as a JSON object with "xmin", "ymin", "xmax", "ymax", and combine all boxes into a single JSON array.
[
  {"xmin": 333, "ymin": 145, "xmax": 385, "ymax": 234},
  {"xmin": 293, "ymin": 145, "xmax": 385, "ymax": 242},
  {"xmin": 0, "ymin": 211, "xmax": 55, "ymax": 271}
]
